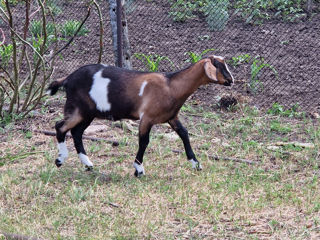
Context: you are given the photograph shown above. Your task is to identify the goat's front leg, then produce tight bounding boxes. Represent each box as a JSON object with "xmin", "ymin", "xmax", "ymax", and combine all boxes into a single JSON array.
[
  {"xmin": 134, "ymin": 119, "xmax": 152, "ymax": 177},
  {"xmin": 168, "ymin": 117, "xmax": 202, "ymax": 170}
]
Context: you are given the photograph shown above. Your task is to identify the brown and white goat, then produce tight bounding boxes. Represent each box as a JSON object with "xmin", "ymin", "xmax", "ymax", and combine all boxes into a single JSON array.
[{"xmin": 47, "ymin": 55, "xmax": 234, "ymax": 177}]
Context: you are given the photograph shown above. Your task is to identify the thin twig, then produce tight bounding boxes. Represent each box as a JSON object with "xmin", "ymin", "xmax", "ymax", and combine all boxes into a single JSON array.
[
  {"xmin": 0, "ymin": 28, "xmax": 5, "ymax": 46},
  {"xmin": 17, "ymin": 128, "xmax": 120, "ymax": 146},
  {"xmin": 92, "ymin": 0, "xmax": 103, "ymax": 63},
  {"xmin": 171, "ymin": 149, "xmax": 257, "ymax": 165},
  {"xmin": 0, "ymin": 232, "xmax": 43, "ymax": 240}
]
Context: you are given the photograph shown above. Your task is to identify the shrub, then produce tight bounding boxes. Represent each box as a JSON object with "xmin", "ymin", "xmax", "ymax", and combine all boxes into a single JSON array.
[{"xmin": 204, "ymin": 0, "xmax": 229, "ymax": 31}]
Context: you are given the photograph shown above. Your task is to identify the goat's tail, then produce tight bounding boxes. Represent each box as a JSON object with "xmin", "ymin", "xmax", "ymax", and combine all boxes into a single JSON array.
[{"xmin": 46, "ymin": 77, "xmax": 67, "ymax": 96}]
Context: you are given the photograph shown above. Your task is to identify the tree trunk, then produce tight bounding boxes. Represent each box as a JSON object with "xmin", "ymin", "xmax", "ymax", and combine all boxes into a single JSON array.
[{"xmin": 107, "ymin": 0, "xmax": 132, "ymax": 68}]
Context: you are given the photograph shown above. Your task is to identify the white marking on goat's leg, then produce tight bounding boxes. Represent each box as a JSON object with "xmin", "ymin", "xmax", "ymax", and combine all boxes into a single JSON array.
[
  {"xmin": 138, "ymin": 81, "xmax": 148, "ymax": 96},
  {"xmin": 89, "ymin": 70, "xmax": 111, "ymax": 112},
  {"xmin": 57, "ymin": 142, "xmax": 68, "ymax": 165},
  {"xmin": 133, "ymin": 161, "xmax": 145, "ymax": 176},
  {"xmin": 189, "ymin": 159, "xmax": 202, "ymax": 170},
  {"xmin": 79, "ymin": 153, "xmax": 93, "ymax": 168}
]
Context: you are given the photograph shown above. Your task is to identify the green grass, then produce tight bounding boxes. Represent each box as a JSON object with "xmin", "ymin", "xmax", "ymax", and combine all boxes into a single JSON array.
[{"xmin": 0, "ymin": 102, "xmax": 319, "ymax": 239}]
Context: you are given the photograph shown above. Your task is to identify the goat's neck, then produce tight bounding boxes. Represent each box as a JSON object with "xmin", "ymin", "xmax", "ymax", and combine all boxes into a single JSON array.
[{"xmin": 169, "ymin": 60, "xmax": 207, "ymax": 100}]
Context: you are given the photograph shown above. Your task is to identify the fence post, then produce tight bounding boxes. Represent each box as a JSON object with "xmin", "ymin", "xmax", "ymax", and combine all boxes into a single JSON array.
[
  {"xmin": 122, "ymin": 0, "xmax": 132, "ymax": 69},
  {"xmin": 306, "ymin": 0, "xmax": 313, "ymax": 17},
  {"xmin": 107, "ymin": 0, "xmax": 119, "ymax": 66}
]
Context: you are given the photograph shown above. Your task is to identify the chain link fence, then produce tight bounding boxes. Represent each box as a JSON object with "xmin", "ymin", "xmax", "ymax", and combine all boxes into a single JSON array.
[{"xmin": 1, "ymin": 0, "xmax": 319, "ymax": 113}]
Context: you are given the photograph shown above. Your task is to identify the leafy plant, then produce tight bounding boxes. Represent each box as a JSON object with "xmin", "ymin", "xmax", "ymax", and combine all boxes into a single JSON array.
[
  {"xmin": 185, "ymin": 48, "xmax": 215, "ymax": 64},
  {"xmin": 229, "ymin": 53, "xmax": 251, "ymax": 66},
  {"xmin": 249, "ymin": 56, "xmax": 278, "ymax": 93},
  {"xmin": 0, "ymin": 43, "xmax": 13, "ymax": 67},
  {"xmin": 61, "ymin": 20, "xmax": 89, "ymax": 38},
  {"xmin": 168, "ymin": 0, "xmax": 230, "ymax": 30},
  {"xmin": 168, "ymin": 0, "xmax": 198, "ymax": 22},
  {"xmin": 133, "ymin": 53, "xmax": 174, "ymax": 72},
  {"xmin": 234, "ymin": 0, "xmax": 307, "ymax": 24},
  {"xmin": 267, "ymin": 103, "xmax": 303, "ymax": 118},
  {"xmin": 30, "ymin": 20, "xmax": 56, "ymax": 39}
]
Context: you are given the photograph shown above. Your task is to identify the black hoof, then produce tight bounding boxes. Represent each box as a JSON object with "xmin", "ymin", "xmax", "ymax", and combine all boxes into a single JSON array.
[
  {"xmin": 196, "ymin": 163, "xmax": 203, "ymax": 171},
  {"xmin": 85, "ymin": 166, "xmax": 93, "ymax": 171},
  {"xmin": 55, "ymin": 159, "xmax": 62, "ymax": 168},
  {"xmin": 134, "ymin": 170, "xmax": 144, "ymax": 178}
]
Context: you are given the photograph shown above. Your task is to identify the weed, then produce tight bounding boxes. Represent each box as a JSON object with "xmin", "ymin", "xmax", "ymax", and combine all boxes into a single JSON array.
[
  {"xmin": 234, "ymin": 0, "xmax": 307, "ymax": 24},
  {"xmin": 249, "ymin": 56, "xmax": 278, "ymax": 94},
  {"xmin": 168, "ymin": 0, "xmax": 198, "ymax": 22},
  {"xmin": 61, "ymin": 20, "xmax": 89, "ymax": 38},
  {"xmin": 229, "ymin": 53, "xmax": 251, "ymax": 66},
  {"xmin": 267, "ymin": 102, "xmax": 303, "ymax": 118},
  {"xmin": 184, "ymin": 48, "xmax": 215, "ymax": 64},
  {"xmin": 30, "ymin": 20, "xmax": 56, "ymax": 39},
  {"xmin": 270, "ymin": 120, "xmax": 292, "ymax": 134},
  {"xmin": 133, "ymin": 53, "xmax": 174, "ymax": 72},
  {"xmin": 0, "ymin": 44, "xmax": 13, "ymax": 67}
]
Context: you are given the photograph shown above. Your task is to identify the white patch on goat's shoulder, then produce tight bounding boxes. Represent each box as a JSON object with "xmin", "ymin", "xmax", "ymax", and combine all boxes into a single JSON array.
[
  {"xmin": 89, "ymin": 70, "xmax": 111, "ymax": 112},
  {"xmin": 101, "ymin": 63, "xmax": 108, "ymax": 68},
  {"xmin": 133, "ymin": 162, "xmax": 145, "ymax": 174},
  {"xmin": 189, "ymin": 159, "xmax": 202, "ymax": 170},
  {"xmin": 57, "ymin": 142, "xmax": 68, "ymax": 163},
  {"xmin": 138, "ymin": 81, "xmax": 148, "ymax": 97},
  {"xmin": 139, "ymin": 112, "xmax": 144, "ymax": 120},
  {"xmin": 79, "ymin": 153, "xmax": 93, "ymax": 167}
]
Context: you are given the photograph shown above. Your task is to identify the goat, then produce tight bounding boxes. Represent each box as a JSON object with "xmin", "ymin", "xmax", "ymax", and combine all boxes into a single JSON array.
[{"xmin": 47, "ymin": 55, "xmax": 234, "ymax": 177}]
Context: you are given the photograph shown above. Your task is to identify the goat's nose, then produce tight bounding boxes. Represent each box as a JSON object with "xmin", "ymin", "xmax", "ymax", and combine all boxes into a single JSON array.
[{"xmin": 224, "ymin": 81, "xmax": 232, "ymax": 86}]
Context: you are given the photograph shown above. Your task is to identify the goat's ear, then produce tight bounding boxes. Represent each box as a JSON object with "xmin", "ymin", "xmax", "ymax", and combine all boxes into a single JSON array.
[{"xmin": 204, "ymin": 61, "xmax": 218, "ymax": 82}]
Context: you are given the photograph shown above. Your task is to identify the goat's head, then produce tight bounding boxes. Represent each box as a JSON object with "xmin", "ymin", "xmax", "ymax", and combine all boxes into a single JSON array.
[{"xmin": 203, "ymin": 55, "xmax": 234, "ymax": 86}]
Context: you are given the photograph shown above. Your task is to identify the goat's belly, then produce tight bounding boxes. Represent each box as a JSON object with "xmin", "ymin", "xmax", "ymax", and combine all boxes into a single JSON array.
[{"xmin": 95, "ymin": 109, "xmax": 138, "ymax": 121}]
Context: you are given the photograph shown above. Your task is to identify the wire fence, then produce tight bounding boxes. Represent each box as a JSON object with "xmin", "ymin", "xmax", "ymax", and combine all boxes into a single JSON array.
[{"xmin": 1, "ymin": 0, "xmax": 319, "ymax": 113}]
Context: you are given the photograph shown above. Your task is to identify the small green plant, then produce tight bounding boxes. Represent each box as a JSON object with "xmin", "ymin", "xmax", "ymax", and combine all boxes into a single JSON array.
[
  {"xmin": 133, "ymin": 53, "xmax": 174, "ymax": 72},
  {"xmin": 229, "ymin": 53, "xmax": 251, "ymax": 66},
  {"xmin": 0, "ymin": 43, "xmax": 13, "ymax": 67},
  {"xmin": 249, "ymin": 56, "xmax": 278, "ymax": 94},
  {"xmin": 168, "ymin": 0, "xmax": 198, "ymax": 22},
  {"xmin": 267, "ymin": 103, "xmax": 303, "ymax": 118},
  {"xmin": 30, "ymin": 20, "xmax": 56, "ymax": 39},
  {"xmin": 184, "ymin": 48, "xmax": 215, "ymax": 64},
  {"xmin": 234, "ymin": 0, "xmax": 307, "ymax": 24},
  {"xmin": 61, "ymin": 20, "xmax": 89, "ymax": 38}
]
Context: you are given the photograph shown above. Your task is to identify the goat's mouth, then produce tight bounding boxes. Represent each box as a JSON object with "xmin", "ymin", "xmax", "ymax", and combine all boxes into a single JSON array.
[{"xmin": 223, "ymin": 81, "xmax": 233, "ymax": 86}]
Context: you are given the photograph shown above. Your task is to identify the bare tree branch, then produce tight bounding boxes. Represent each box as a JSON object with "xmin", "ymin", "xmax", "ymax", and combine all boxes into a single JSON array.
[
  {"xmin": 0, "ymin": 28, "xmax": 5, "ymax": 46},
  {"xmin": 92, "ymin": 0, "xmax": 104, "ymax": 63}
]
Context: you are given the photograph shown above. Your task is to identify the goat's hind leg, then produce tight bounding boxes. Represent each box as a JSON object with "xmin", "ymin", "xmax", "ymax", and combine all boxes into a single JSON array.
[
  {"xmin": 54, "ymin": 108, "xmax": 83, "ymax": 168},
  {"xmin": 168, "ymin": 117, "xmax": 202, "ymax": 171},
  {"xmin": 71, "ymin": 118, "xmax": 94, "ymax": 171},
  {"xmin": 55, "ymin": 120, "xmax": 69, "ymax": 167}
]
